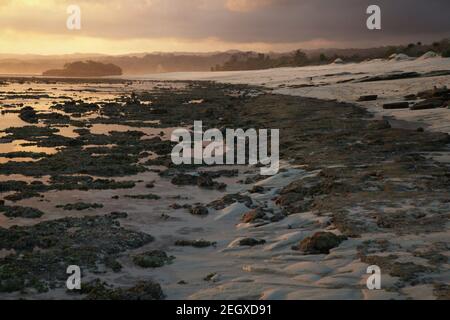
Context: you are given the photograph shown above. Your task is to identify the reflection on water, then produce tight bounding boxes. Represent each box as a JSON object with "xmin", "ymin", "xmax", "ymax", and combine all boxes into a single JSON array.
[
  {"xmin": 0, "ymin": 139, "xmax": 58, "ymax": 155},
  {"xmin": 0, "ymin": 112, "xmax": 31, "ymax": 132},
  {"xmin": 0, "ymin": 78, "xmax": 185, "ymax": 230},
  {"xmin": 89, "ymin": 123, "xmax": 175, "ymax": 139}
]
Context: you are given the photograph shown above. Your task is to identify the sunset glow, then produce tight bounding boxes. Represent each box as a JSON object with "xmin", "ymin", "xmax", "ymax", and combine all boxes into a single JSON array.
[{"xmin": 1, "ymin": 0, "xmax": 448, "ymax": 54}]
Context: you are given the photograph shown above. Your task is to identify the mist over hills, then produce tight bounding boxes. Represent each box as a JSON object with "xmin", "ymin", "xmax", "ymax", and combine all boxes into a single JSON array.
[
  {"xmin": 1, "ymin": 39, "xmax": 449, "ymax": 76},
  {"xmin": 0, "ymin": 52, "xmax": 235, "ymax": 75}
]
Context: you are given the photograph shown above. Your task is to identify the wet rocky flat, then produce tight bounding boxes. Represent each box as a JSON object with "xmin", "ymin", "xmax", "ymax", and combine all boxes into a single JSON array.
[{"xmin": 0, "ymin": 77, "xmax": 449, "ymax": 300}]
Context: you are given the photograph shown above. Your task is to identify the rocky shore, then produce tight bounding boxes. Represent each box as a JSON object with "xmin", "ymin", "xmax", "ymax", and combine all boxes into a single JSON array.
[{"xmin": 0, "ymin": 76, "xmax": 449, "ymax": 300}]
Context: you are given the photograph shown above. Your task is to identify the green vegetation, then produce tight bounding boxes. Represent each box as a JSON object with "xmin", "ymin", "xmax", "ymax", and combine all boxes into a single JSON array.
[
  {"xmin": 213, "ymin": 38, "xmax": 450, "ymax": 71},
  {"xmin": 43, "ymin": 60, "xmax": 122, "ymax": 77}
]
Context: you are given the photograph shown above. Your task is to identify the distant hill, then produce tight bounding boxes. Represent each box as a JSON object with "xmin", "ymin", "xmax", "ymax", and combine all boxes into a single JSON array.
[
  {"xmin": 1, "ymin": 38, "xmax": 449, "ymax": 75},
  {"xmin": 42, "ymin": 61, "xmax": 122, "ymax": 77},
  {"xmin": 97, "ymin": 52, "xmax": 235, "ymax": 74},
  {"xmin": 0, "ymin": 52, "xmax": 242, "ymax": 75}
]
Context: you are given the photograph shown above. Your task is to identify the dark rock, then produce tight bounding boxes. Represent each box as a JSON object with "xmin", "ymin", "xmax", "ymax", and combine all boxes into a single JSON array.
[
  {"xmin": 171, "ymin": 173, "xmax": 226, "ymax": 190},
  {"xmin": 4, "ymin": 191, "xmax": 41, "ymax": 202},
  {"xmin": 124, "ymin": 194, "xmax": 160, "ymax": 200},
  {"xmin": 249, "ymin": 185, "xmax": 265, "ymax": 193},
  {"xmin": 383, "ymin": 102, "xmax": 410, "ymax": 109},
  {"xmin": 410, "ymin": 98, "xmax": 447, "ymax": 110},
  {"xmin": 133, "ymin": 250, "xmax": 174, "ymax": 268},
  {"xmin": 0, "ymin": 205, "xmax": 44, "ymax": 219},
  {"xmin": 293, "ymin": 232, "xmax": 347, "ymax": 254},
  {"xmin": 80, "ymin": 279, "xmax": 164, "ymax": 300},
  {"xmin": 367, "ymin": 120, "xmax": 391, "ymax": 130},
  {"xmin": 171, "ymin": 174, "xmax": 198, "ymax": 186},
  {"xmin": 239, "ymin": 238, "xmax": 266, "ymax": 246},
  {"xmin": 417, "ymin": 86, "xmax": 449, "ymax": 99},
  {"xmin": 208, "ymin": 194, "xmax": 253, "ymax": 210},
  {"xmin": 203, "ymin": 273, "xmax": 217, "ymax": 282},
  {"xmin": 404, "ymin": 94, "xmax": 417, "ymax": 100},
  {"xmin": 357, "ymin": 95, "xmax": 378, "ymax": 102},
  {"xmin": 241, "ymin": 208, "xmax": 265, "ymax": 223},
  {"xmin": 190, "ymin": 205, "xmax": 209, "ymax": 216},
  {"xmin": 56, "ymin": 202, "xmax": 103, "ymax": 211},
  {"xmin": 358, "ymin": 72, "xmax": 420, "ymax": 83},
  {"xmin": 197, "ymin": 175, "xmax": 215, "ymax": 188},
  {"xmin": 19, "ymin": 107, "xmax": 38, "ymax": 123},
  {"xmin": 174, "ymin": 239, "xmax": 216, "ymax": 248},
  {"xmin": 110, "ymin": 211, "xmax": 128, "ymax": 219}
]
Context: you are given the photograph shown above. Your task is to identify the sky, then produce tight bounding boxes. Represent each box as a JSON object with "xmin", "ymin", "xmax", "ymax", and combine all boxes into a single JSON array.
[{"xmin": 1, "ymin": 0, "xmax": 449, "ymax": 55}]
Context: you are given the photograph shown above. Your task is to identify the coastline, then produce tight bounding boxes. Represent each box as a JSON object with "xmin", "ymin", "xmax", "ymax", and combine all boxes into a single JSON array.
[{"xmin": 0, "ymin": 60, "xmax": 449, "ymax": 300}]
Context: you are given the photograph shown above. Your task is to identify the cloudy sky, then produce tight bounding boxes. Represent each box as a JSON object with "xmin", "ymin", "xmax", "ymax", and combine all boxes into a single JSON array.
[{"xmin": 1, "ymin": 0, "xmax": 449, "ymax": 54}]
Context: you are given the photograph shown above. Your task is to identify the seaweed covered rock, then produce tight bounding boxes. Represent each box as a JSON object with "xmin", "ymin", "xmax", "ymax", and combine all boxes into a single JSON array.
[
  {"xmin": 79, "ymin": 279, "xmax": 164, "ymax": 300},
  {"xmin": 208, "ymin": 193, "xmax": 253, "ymax": 210},
  {"xmin": 56, "ymin": 202, "xmax": 103, "ymax": 211},
  {"xmin": 0, "ymin": 205, "xmax": 44, "ymax": 219},
  {"xmin": 239, "ymin": 238, "xmax": 266, "ymax": 247},
  {"xmin": 124, "ymin": 194, "xmax": 160, "ymax": 200},
  {"xmin": 0, "ymin": 213, "xmax": 154, "ymax": 293},
  {"xmin": 171, "ymin": 173, "xmax": 226, "ymax": 190},
  {"xmin": 133, "ymin": 250, "xmax": 174, "ymax": 268},
  {"xmin": 174, "ymin": 239, "xmax": 216, "ymax": 248},
  {"xmin": 19, "ymin": 106, "xmax": 38, "ymax": 123}
]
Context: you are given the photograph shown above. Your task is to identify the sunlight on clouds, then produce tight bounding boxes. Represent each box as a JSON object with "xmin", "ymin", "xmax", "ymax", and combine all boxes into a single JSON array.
[
  {"xmin": 225, "ymin": 0, "xmax": 274, "ymax": 12},
  {"xmin": 0, "ymin": 0, "xmax": 445, "ymax": 54},
  {"xmin": 0, "ymin": 29, "xmax": 339, "ymax": 55}
]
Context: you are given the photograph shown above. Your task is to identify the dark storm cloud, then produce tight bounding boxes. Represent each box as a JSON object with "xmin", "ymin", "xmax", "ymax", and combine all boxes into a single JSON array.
[{"xmin": 196, "ymin": 0, "xmax": 450, "ymax": 43}]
